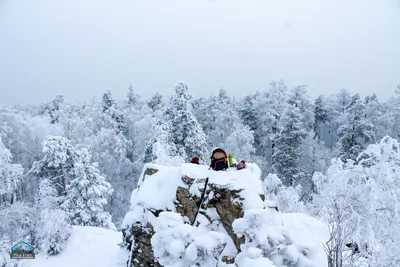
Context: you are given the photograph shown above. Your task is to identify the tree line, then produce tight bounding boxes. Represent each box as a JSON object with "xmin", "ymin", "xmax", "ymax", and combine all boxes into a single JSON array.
[{"xmin": 1, "ymin": 81, "xmax": 400, "ymax": 265}]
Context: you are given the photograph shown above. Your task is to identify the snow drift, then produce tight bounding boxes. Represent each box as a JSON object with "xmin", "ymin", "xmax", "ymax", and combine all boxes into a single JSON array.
[
  {"xmin": 121, "ymin": 163, "xmax": 329, "ymax": 267},
  {"xmin": 1, "ymin": 226, "xmax": 127, "ymax": 267}
]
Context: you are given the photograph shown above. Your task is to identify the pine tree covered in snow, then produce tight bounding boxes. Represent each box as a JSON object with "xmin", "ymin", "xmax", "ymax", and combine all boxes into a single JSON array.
[
  {"xmin": 337, "ymin": 93, "xmax": 374, "ymax": 162},
  {"xmin": 89, "ymin": 128, "xmax": 134, "ymax": 224},
  {"xmin": 32, "ymin": 135, "xmax": 79, "ymax": 196},
  {"xmin": 225, "ymin": 125, "xmax": 255, "ymax": 162},
  {"xmin": 365, "ymin": 94, "xmax": 391, "ymax": 141},
  {"xmin": 168, "ymin": 81, "xmax": 208, "ymax": 160},
  {"xmin": 252, "ymin": 81, "xmax": 289, "ymax": 172},
  {"xmin": 0, "ymin": 137, "xmax": 24, "ymax": 204},
  {"xmin": 192, "ymin": 96, "xmax": 218, "ymax": 141},
  {"xmin": 147, "ymin": 92, "xmax": 164, "ymax": 112},
  {"xmin": 313, "ymin": 95, "xmax": 330, "ymax": 140},
  {"xmin": 61, "ymin": 148, "xmax": 115, "ymax": 230},
  {"xmin": 126, "ymin": 85, "xmax": 142, "ymax": 108},
  {"xmin": 288, "ymin": 85, "xmax": 314, "ymax": 131},
  {"xmin": 101, "ymin": 90, "xmax": 125, "ymax": 133},
  {"xmin": 35, "ymin": 179, "xmax": 58, "ymax": 210},
  {"xmin": 272, "ymin": 105, "xmax": 307, "ymax": 186},
  {"xmin": 144, "ymin": 119, "xmax": 185, "ymax": 165},
  {"xmin": 239, "ymin": 94, "xmax": 259, "ymax": 138},
  {"xmin": 208, "ymin": 88, "xmax": 255, "ymax": 160},
  {"xmin": 34, "ymin": 179, "xmax": 72, "ymax": 256}
]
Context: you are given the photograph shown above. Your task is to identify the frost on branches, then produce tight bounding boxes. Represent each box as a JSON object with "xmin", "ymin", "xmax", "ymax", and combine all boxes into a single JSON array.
[
  {"xmin": 312, "ymin": 136, "xmax": 400, "ymax": 267},
  {"xmin": 168, "ymin": 81, "xmax": 208, "ymax": 160},
  {"xmin": 61, "ymin": 148, "xmax": 116, "ymax": 230},
  {"xmin": 233, "ymin": 209, "xmax": 328, "ymax": 267},
  {"xmin": 152, "ymin": 212, "xmax": 228, "ymax": 267},
  {"xmin": 32, "ymin": 135, "xmax": 79, "ymax": 196},
  {"xmin": 262, "ymin": 174, "xmax": 305, "ymax": 213},
  {"xmin": 272, "ymin": 104, "xmax": 307, "ymax": 186},
  {"xmin": 34, "ymin": 179, "xmax": 72, "ymax": 256},
  {"xmin": 144, "ymin": 119, "xmax": 185, "ymax": 166},
  {"xmin": 36, "ymin": 209, "xmax": 72, "ymax": 256},
  {"xmin": 0, "ymin": 137, "xmax": 24, "ymax": 204},
  {"xmin": 32, "ymin": 136, "xmax": 115, "ymax": 230},
  {"xmin": 337, "ymin": 94, "xmax": 374, "ymax": 162}
]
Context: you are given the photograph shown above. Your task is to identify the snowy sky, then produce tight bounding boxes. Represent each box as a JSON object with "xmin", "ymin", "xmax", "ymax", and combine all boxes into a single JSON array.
[{"xmin": 1, "ymin": 0, "xmax": 400, "ymax": 105}]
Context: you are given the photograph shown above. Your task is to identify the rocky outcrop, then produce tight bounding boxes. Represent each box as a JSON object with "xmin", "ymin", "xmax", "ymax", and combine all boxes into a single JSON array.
[
  {"xmin": 123, "ymin": 222, "xmax": 160, "ymax": 267},
  {"xmin": 206, "ymin": 184, "xmax": 245, "ymax": 251},
  {"xmin": 174, "ymin": 176, "xmax": 206, "ymax": 225},
  {"xmin": 121, "ymin": 163, "xmax": 328, "ymax": 267},
  {"xmin": 122, "ymin": 166, "xmax": 265, "ymax": 266}
]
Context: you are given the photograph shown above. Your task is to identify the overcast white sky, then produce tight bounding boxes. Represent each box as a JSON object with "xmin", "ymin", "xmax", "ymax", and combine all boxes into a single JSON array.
[{"xmin": 0, "ymin": 0, "xmax": 399, "ymax": 105}]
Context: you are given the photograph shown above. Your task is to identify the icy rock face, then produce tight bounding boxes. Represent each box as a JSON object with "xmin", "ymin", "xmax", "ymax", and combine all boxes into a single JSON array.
[{"xmin": 121, "ymin": 163, "xmax": 328, "ymax": 267}]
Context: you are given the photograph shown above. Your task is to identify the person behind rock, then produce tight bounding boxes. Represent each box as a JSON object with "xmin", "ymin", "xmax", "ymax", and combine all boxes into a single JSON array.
[
  {"xmin": 190, "ymin": 156, "xmax": 199, "ymax": 164},
  {"xmin": 210, "ymin": 148, "xmax": 228, "ymax": 171}
]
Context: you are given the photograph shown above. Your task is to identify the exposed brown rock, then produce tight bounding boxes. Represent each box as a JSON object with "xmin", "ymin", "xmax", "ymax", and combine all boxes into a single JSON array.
[
  {"xmin": 182, "ymin": 175, "xmax": 195, "ymax": 185},
  {"xmin": 207, "ymin": 183, "xmax": 245, "ymax": 251},
  {"xmin": 222, "ymin": 256, "xmax": 236, "ymax": 264},
  {"xmin": 123, "ymin": 174, "xmax": 265, "ymax": 266},
  {"xmin": 144, "ymin": 168, "xmax": 159, "ymax": 176},
  {"xmin": 175, "ymin": 186, "xmax": 202, "ymax": 224},
  {"xmin": 125, "ymin": 223, "xmax": 161, "ymax": 267}
]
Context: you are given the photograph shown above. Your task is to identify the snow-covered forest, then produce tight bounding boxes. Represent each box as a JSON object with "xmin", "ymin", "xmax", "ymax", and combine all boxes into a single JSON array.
[{"xmin": 1, "ymin": 80, "xmax": 400, "ymax": 266}]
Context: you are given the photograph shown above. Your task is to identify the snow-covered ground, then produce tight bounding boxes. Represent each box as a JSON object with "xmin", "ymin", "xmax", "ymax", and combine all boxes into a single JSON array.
[{"xmin": 18, "ymin": 226, "xmax": 127, "ymax": 267}]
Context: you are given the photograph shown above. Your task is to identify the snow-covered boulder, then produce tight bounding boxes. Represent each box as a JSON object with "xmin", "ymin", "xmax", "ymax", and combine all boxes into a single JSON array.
[{"xmin": 121, "ymin": 163, "xmax": 329, "ymax": 267}]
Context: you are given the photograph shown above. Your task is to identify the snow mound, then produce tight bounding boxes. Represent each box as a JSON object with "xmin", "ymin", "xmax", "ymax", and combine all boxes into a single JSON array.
[
  {"xmin": 13, "ymin": 226, "xmax": 127, "ymax": 267},
  {"xmin": 122, "ymin": 163, "xmax": 329, "ymax": 267}
]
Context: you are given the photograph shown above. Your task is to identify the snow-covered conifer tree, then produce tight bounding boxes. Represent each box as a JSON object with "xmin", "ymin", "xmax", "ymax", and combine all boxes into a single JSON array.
[
  {"xmin": 61, "ymin": 148, "xmax": 115, "ymax": 230},
  {"xmin": 102, "ymin": 90, "xmax": 116, "ymax": 113},
  {"xmin": 0, "ymin": 138, "xmax": 24, "ymax": 204},
  {"xmin": 313, "ymin": 95, "xmax": 330, "ymax": 140},
  {"xmin": 32, "ymin": 135, "xmax": 79, "ymax": 196},
  {"xmin": 34, "ymin": 179, "xmax": 72, "ymax": 255},
  {"xmin": 288, "ymin": 85, "xmax": 314, "ymax": 131},
  {"xmin": 272, "ymin": 105, "xmax": 307, "ymax": 186},
  {"xmin": 168, "ymin": 81, "xmax": 208, "ymax": 160},
  {"xmin": 89, "ymin": 128, "xmax": 135, "ymax": 223},
  {"xmin": 365, "ymin": 94, "xmax": 393, "ymax": 142},
  {"xmin": 208, "ymin": 88, "xmax": 255, "ymax": 159},
  {"xmin": 192, "ymin": 96, "xmax": 218, "ymax": 139},
  {"xmin": 147, "ymin": 92, "xmax": 164, "ymax": 112},
  {"xmin": 126, "ymin": 85, "xmax": 142, "ymax": 108},
  {"xmin": 35, "ymin": 179, "xmax": 58, "ymax": 209},
  {"xmin": 252, "ymin": 81, "xmax": 289, "ymax": 172},
  {"xmin": 337, "ymin": 93, "xmax": 374, "ymax": 162},
  {"xmin": 225, "ymin": 125, "xmax": 255, "ymax": 161},
  {"xmin": 101, "ymin": 90, "xmax": 125, "ymax": 133},
  {"xmin": 144, "ymin": 119, "xmax": 185, "ymax": 165},
  {"xmin": 239, "ymin": 94, "xmax": 259, "ymax": 138}
]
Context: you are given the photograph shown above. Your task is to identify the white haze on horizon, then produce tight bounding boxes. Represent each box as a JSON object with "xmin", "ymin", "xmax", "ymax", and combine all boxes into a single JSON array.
[{"xmin": 0, "ymin": 0, "xmax": 399, "ymax": 105}]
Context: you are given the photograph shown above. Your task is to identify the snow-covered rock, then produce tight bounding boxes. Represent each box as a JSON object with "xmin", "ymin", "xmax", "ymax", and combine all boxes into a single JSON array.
[{"xmin": 121, "ymin": 163, "xmax": 329, "ymax": 267}]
